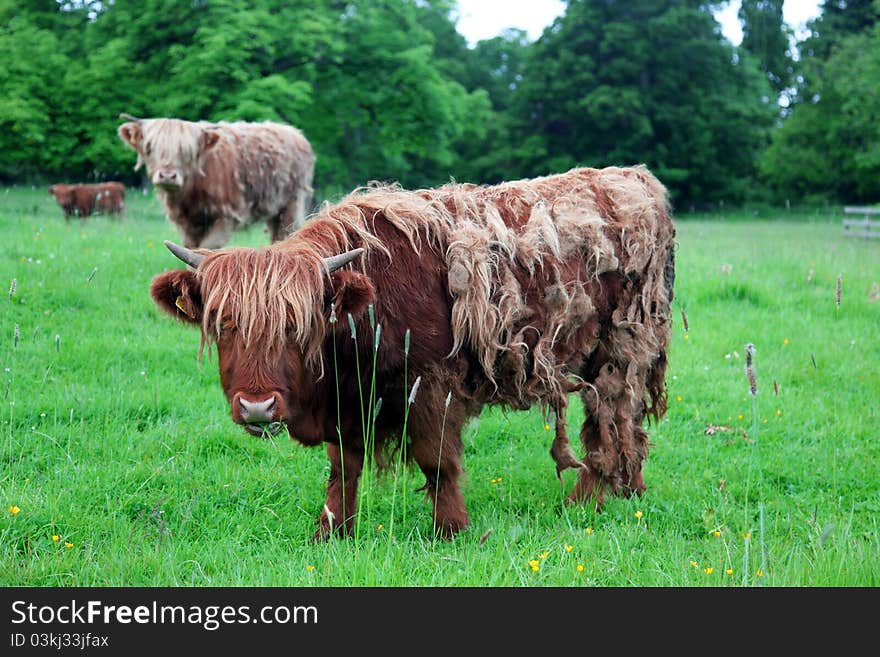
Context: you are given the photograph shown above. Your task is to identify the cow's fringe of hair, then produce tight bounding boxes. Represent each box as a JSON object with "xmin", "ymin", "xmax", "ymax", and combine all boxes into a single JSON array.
[
  {"xmin": 139, "ymin": 119, "xmax": 206, "ymax": 173},
  {"xmin": 192, "ymin": 182, "xmax": 454, "ymax": 374},
  {"xmin": 193, "ymin": 166, "xmax": 674, "ymax": 420}
]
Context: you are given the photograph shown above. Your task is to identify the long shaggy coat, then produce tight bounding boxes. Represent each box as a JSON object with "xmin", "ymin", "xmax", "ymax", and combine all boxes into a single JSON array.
[{"xmin": 151, "ymin": 165, "xmax": 676, "ymax": 538}]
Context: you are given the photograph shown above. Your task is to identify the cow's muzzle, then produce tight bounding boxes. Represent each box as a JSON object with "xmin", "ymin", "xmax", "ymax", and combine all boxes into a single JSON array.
[
  {"xmin": 234, "ymin": 394, "xmax": 285, "ymax": 437},
  {"xmin": 153, "ymin": 169, "xmax": 182, "ymax": 189}
]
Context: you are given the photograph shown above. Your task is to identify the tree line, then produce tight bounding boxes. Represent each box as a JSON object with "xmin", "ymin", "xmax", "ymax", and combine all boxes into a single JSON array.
[{"xmin": 1, "ymin": 0, "xmax": 878, "ymax": 207}]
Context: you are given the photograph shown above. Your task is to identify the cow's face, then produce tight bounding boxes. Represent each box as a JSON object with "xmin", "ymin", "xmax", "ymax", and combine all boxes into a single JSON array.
[
  {"xmin": 118, "ymin": 118, "xmax": 220, "ymax": 191},
  {"xmin": 48, "ymin": 185, "xmax": 73, "ymax": 205},
  {"xmin": 150, "ymin": 244, "xmax": 370, "ymax": 441}
]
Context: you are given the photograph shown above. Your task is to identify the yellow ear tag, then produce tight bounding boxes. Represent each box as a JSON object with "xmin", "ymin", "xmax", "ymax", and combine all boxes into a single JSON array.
[{"xmin": 175, "ymin": 296, "xmax": 193, "ymax": 318}]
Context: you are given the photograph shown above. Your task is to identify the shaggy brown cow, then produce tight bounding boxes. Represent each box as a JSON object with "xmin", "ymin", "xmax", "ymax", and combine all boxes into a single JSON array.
[
  {"xmin": 117, "ymin": 114, "xmax": 315, "ymax": 248},
  {"xmin": 149, "ymin": 166, "xmax": 676, "ymax": 540},
  {"xmin": 49, "ymin": 182, "xmax": 126, "ymax": 220}
]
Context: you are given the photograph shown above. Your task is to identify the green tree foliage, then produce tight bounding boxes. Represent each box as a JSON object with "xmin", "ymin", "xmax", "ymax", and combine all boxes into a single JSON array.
[
  {"xmin": 510, "ymin": 0, "xmax": 776, "ymax": 205},
  {"xmin": 761, "ymin": 0, "xmax": 880, "ymax": 201},
  {"xmin": 303, "ymin": 0, "xmax": 490, "ymax": 195},
  {"xmin": 738, "ymin": 0, "xmax": 793, "ymax": 97},
  {"xmin": 7, "ymin": 0, "xmax": 868, "ymax": 206}
]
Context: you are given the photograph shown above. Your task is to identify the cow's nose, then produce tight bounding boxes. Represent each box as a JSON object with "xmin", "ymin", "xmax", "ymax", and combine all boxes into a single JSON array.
[
  {"xmin": 238, "ymin": 397, "xmax": 277, "ymax": 423},
  {"xmin": 157, "ymin": 170, "xmax": 179, "ymax": 184}
]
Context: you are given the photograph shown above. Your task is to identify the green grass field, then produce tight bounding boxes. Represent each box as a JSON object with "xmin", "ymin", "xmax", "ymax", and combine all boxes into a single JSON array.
[{"xmin": 1, "ymin": 187, "xmax": 878, "ymax": 586}]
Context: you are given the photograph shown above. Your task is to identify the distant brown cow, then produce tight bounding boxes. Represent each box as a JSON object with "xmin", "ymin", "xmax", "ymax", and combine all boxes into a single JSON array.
[
  {"xmin": 117, "ymin": 114, "xmax": 315, "ymax": 248},
  {"xmin": 95, "ymin": 182, "xmax": 125, "ymax": 216},
  {"xmin": 48, "ymin": 182, "xmax": 126, "ymax": 220}
]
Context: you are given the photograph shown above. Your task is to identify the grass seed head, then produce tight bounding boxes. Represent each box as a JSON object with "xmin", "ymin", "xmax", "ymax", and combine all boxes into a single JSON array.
[
  {"xmin": 408, "ymin": 375, "xmax": 421, "ymax": 405},
  {"xmin": 745, "ymin": 343, "xmax": 757, "ymax": 396}
]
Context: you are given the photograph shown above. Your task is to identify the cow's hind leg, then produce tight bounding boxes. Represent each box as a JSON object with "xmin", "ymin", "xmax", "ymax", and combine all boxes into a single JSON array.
[
  {"xmin": 315, "ymin": 442, "xmax": 364, "ymax": 541},
  {"xmin": 270, "ymin": 195, "xmax": 306, "ymax": 242},
  {"xmin": 567, "ymin": 366, "xmax": 649, "ymax": 508},
  {"xmin": 565, "ymin": 415, "xmax": 607, "ymax": 509},
  {"xmin": 409, "ymin": 385, "xmax": 469, "ymax": 539}
]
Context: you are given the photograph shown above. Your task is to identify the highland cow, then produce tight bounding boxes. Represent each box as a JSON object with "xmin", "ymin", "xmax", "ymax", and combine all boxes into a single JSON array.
[
  {"xmin": 149, "ymin": 166, "xmax": 676, "ymax": 540},
  {"xmin": 49, "ymin": 182, "xmax": 126, "ymax": 220},
  {"xmin": 117, "ymin": 114, "xmax": 315, "ymax": 248}
]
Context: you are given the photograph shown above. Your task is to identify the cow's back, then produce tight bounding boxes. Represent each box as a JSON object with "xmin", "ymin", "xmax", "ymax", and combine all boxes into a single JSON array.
[
  {"xmin": 400, "ymin": 166, "xmax": 674, "ymax": 410},
  {"xmin": 208, "ymin": 122, "xmax": 315, "ymax": 223}
]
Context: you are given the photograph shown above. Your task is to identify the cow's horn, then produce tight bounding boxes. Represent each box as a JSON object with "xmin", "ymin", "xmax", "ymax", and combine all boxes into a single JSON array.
[
  {"xmin": 119, "ymin": 112, "xmax": 142, "ymax": 123},
  {"xmin": 164, "ymin": 240, "xmax": 205, "ymax": 269},
  {"xmin": 322, "ymin": 248, "xmax": 364, "ymax": 274}
]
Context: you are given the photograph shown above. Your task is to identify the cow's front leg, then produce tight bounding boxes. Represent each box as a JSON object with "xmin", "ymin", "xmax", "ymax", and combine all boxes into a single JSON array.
[
  {"xmin": 315, "ymin": 442, "xmax": 364, "ymax": 541},
  {"xmin": 409, "ymin": 385, "xmax": 469, "ymax": 539}
]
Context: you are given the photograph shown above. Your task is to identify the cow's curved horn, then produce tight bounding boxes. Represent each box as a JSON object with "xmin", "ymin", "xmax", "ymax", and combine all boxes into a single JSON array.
[
  {"xmin": 164, "ymin": 240, "xmax": 205, "ymax": 269},
  {"xmin": 322, "ymin": 248, "xmax": 364, "ymax": 275},
  {"xmin": 119, "ymin": 112, "xmax": 142, "ymax": 123}
]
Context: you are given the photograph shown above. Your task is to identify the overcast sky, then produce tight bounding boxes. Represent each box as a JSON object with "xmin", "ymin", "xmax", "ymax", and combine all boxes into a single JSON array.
[{"xmin": 454, "ymin": 1, "xmax": 823, "ymax": 46}]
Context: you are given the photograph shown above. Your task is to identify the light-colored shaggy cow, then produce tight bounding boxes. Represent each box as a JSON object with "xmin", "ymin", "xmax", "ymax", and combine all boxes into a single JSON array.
[{"xmin": 118, "ymin": 114, "xmax": 315, "ymax": 248}]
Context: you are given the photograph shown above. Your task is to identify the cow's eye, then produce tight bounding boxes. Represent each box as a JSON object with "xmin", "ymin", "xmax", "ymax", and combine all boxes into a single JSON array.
[{"xmin": 145, "ymin": 144, "xmax": 152, "ymax": 155}]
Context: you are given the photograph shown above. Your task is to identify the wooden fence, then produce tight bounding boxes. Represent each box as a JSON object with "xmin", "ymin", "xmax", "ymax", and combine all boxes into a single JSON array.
[{"xmin": 843, "ymin": 206, "xmax": 880, "ymax": 239}]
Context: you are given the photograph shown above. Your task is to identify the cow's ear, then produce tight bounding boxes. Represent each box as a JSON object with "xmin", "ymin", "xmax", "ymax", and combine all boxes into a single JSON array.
[
  {"xmin": 118, "ymin": 123, "xmax": 145, "ymax": 171},
  {"xmin": 117, "ymin": 122, "xmax": 142, "ymax": 150},
  {"xmin": 200, "ymin": 130, "xmax": 221, "ymax": 152},
  {"xmin": 326, "ymin": 270, "xmax": 375, "ymax": 326},
  {"xmin": 150, "ymin": 270, "xmax": 204, "ymax": 325}
]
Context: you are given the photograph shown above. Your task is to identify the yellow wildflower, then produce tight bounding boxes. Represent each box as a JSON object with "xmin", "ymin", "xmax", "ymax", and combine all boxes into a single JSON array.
[
  {"xmin": 576, "ymin": 564, "xmax": 584, "ymax": 572},
  {"xmin": 783, "ymin": 338, "xmax": 790, "ymax": 345},
  {"xmin": 564, "ymin": 544, "xmax": 573, "ymax": 552},
  {"xmin": 743, "ymin": 532, "xmax": 751, "ymax": 539},
  {"xmin": 306, "ymin": 565, "xmax": 315, "ymax": 572},
  {"xmin": 529, "ymin": 559, "xmax": 540, "ymax": 568},
  {"xmin": 757, "ymin": 569, "xmax": 764, "ymax": 577},
  {"xmin": 52, "ymin": 535, "xmax": 60, "ymax": 542},
  {"xmin": 690, "ymin": 560, "xmax": 698, "ymax": 568},
  {"xmin": 737, "ymin": 414, "xmax": 744, "ymax": 420},
  {"xmin": 635, "ymin": 510, "xmax": 643, "ymax": 519},
  {"xmin": 776, "ymin": 409, "xmax": 782, "ymax": 417},
  {"xmin": 585, "ymin": 527, "xmax": 593, "ymax": 535},
  {"xmin": 684, "ymin": 334, "xmax": 690, "ymax": 340},
  {"xmin": 9, "ymin": 505, "xmax": 20, "ymax": 515},
  {"xmin": 713, "ymin": 530, "xmax": 721, "ymax": 537},
  {"xmin": 704, "ymin": 567, "xmax": 714, "ymax": 575},
  {"xmin": 676, "ymin": 395, "xmax": 682, "ymax": 402},
  {"xmin": 64, "ymin": 542, "xmax": 73, "ymax": 548},
  {"xmin": 726, "ymin": 568, "xmax": 733, "ymax": 576},
  {"xmin": 539, "ymin": 551, "xmax": 549, "ymax": 559}
]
